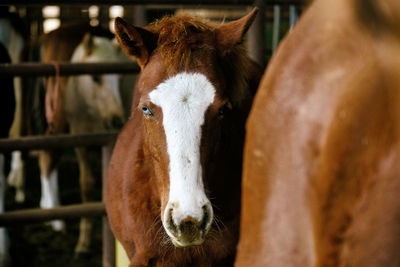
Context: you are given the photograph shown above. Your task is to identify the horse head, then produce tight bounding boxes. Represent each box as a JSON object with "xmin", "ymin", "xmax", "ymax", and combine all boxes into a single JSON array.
[
  {"xmin": 112, "ymin": 8, "xmax": 261, "ymax": 249},
  {"xmin": 67, "ymin": 33, "xmax": 125, "ymax": 130}
]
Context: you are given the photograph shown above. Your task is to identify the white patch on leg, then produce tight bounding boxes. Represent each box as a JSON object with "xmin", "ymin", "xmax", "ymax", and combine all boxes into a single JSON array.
[
  {"xmin": 7, "ymin": 150, "xmax": 25, "ymax": 202},
  {"xmin": 149, "ymin": 72, "xmax": 215, "ymax": 238},
  {"xmin": 40, "ymin": 169, "xmax": 65, "ymax": 231}
]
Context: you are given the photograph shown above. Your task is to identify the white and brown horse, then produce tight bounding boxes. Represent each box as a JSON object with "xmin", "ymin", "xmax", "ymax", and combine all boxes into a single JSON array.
[
  {"xmin": 39, "ymin": 24, "xmax": 125, "ymax": 255},
  {"xmin": 236, "ymin": 0, "xmax": 400, "ymax": 266},
  {"xmin": 105, "ymin": 9, "xmax": 262, "ymax": 266}
]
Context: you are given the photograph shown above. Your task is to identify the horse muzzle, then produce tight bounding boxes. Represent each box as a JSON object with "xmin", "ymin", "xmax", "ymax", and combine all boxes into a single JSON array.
[{"xmin": 163, "ymin": 202, "xmax": 213, "ymax": 247}]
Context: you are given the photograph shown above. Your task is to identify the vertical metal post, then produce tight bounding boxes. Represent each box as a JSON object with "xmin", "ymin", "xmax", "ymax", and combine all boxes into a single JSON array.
[
  {"xmin": 99, "ymin": 5, "xmax": 110, "ymax": 30},
  {"xmin": 133, "ymin": 5, "xmax": 147, "ymax": 26},
  {"xmin": 102, "ymin": 142, "xmax": 115, "ymax": 267},
  {"xmin": 272, "ymin": 5, "xmax": 281, "ymax": 53},
  {"xmin": 289, "ymin": 5, "xmax": 298, "ymax": 29},
  {"xmin": 248, "ymin": 0, "xmax": 266, "ymax": 68}
]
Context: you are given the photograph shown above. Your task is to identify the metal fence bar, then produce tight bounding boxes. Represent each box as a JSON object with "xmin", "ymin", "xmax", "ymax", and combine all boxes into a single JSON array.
[
  {"xmin": 0, "ymin": 132, "xmax": 118, "ymax": 152},
  {"xmin": 0, "ymin": 62, "xmax": 140, "ymax": 77},
  {"xmin": 0, "ymin": 202, "xmax": 105, "ymax": 226}
]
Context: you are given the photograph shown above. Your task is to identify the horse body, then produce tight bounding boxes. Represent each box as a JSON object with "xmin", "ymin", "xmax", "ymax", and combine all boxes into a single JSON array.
[
  {"xmin": 236, "ymin": 0, "xmax": 400, "ymax": 266},
  {"xmin": 65, "ymin": 35, "xmax": 124, "ymax": 133},
  {"xmin": 105, "ymin": 10, "xmax": 262, "ymax": 266},
  {"xmin": 38, "ymin": 24, "xmax": 125, "ymax": 254}
]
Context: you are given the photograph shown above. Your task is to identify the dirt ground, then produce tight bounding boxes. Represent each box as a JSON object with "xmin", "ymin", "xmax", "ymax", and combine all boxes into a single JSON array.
[{"xmin": 5, "ymin": 148, "xmax": 104, "ymax": 267}]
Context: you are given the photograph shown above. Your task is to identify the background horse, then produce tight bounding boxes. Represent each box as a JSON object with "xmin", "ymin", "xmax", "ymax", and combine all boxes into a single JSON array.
[
  {"xmin": 236, "ymin": 0, "xmax": 400, "ymax": 266},
  {"xmin": 39, "ymin": 24, "xmax": 125, "ymax": 255},
  {"xmin": 0, "ymin": 9, "xmax": 27, "ymax": 204},
  {"xmin": 0, "ymin": 42, "xmax": 16, "ymax": 267},
  {"xmin": 105, "ymin": 9, "xmax": 262, "ymax": 266}
]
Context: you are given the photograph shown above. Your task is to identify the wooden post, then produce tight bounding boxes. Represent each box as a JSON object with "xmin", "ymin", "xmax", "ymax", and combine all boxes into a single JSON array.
[
  {"xmin": 102, "ymin": 142, "xmax": 115, "ymax": 267},
  {"xmin": 248, "ymin": 0, "xmax": 266, "ymax": 68}
]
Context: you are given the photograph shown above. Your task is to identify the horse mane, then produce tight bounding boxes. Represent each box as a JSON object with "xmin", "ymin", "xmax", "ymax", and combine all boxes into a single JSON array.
[{"xmin": 145, "ymin": 14, "xmax": 262, "ymax": 106}]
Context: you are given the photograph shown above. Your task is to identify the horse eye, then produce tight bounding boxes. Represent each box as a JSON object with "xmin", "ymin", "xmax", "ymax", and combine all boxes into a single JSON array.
[
  {"xmin": 142, "ymin": 106, "xmax": 153, "ymax": 116},
  {"xmin": 218, "ymin": 102, "xmax": 232, "ymax": 119},
  {"xmin": 218, "ymin": 107, "xmax": 225, "ymax": 118},
  {"xmin": 93, "ymin": 75, "xmax": 101, "ymax": 84}
]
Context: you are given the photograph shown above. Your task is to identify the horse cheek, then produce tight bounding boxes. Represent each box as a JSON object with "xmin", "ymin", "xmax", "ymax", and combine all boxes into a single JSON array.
[{"xmin": 143, "ymin": 120, "xmax": 170, "ymax": 212}]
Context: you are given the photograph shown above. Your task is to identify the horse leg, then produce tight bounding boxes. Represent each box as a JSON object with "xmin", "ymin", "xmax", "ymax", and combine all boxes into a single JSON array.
[
  {"xmin": 0, "ymin": 154, "xmax": 10, "ymax": 266},
  {"xmin": 8, "ymin": 71, "xmax": 26, "ymax": 204},
  {"xmin": 39, "ymin": 149, "xmax": 65, "ymax": 231},
  {"xmin": 7, "ymin": 150, "xmax": 25, "ymax": 203},
  {"xmin": 74, "ymin": 147, "xmax": 96, "ymax": 255}
]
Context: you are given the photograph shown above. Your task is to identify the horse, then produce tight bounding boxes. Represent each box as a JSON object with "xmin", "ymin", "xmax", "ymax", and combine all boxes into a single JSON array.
[
  {"xmin": 38, "ymin": 23, "xmax": 125, "ymax": 255},
  {"xmin": 105, "ymin": 9, "xmax": 262, "ymax": 266},
  {"xmin": 235, "ymin": 0, "xmax": 400, "ymax": 266},
  {"xmin": 0, "ymin": 9, "xmax": 27, "ymax": 204},
  {"xmin": 0, "ymin": 42, "xmax": 16, "ymax": 266}
]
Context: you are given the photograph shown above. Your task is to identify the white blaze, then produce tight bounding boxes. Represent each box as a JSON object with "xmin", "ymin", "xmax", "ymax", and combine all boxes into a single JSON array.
[{"xmin": 149, "ymin": 72, "xmax": 215, "ymax": 228}]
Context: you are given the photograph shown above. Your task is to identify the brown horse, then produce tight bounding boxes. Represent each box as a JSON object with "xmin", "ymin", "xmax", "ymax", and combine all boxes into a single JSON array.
[
  {"xmin": 236, "ymin": 0, "xmax": 400, "ymax": 266},
  {"xmin": 105, "ymin": 9, "xmax": 262, "ymax": 266}
]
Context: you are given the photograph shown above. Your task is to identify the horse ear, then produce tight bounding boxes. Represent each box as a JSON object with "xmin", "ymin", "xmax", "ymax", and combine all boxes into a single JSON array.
[
  {"xmin": 82, "ymin": 33, "xmax": 94, "ymax": 56},
  {"xmin": 114, "ymin": 17, "xmax": 157, "ymax": 68},
  {"xmin": 216, "ymin": 7, "xmax": 259, "ymax": 55}
]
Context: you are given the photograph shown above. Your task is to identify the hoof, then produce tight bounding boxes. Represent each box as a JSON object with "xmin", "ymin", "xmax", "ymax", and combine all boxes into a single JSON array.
[
  {"xmin": 46, "ymin": 220, "xmax": 66, "ymax": 232},
  {"xmin": 73, "ymin": 249, "xmax": 91, "ymax": 260},
  {"xmin": 15, "ymin": 190, "xmax": 25, "ymax": 203}
]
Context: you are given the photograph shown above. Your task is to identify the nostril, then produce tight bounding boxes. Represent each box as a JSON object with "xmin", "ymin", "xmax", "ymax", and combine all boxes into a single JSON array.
[
  {"xmin": 167, "ymin": 208, "xmax": 178, "ymax": 235},
  {"xmin": 200, "ymin": 204, "xmax": 213, "ymax": 232}
]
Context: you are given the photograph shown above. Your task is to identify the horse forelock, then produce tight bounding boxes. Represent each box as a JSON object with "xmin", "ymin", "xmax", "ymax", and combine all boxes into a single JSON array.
[
  {"xmin": 144, "ymin": 14, "xmax": 259, "ymax": 107},
  {"xmin": 146, "ymin": 14, "xmax": 215, "ymax": 73}
]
